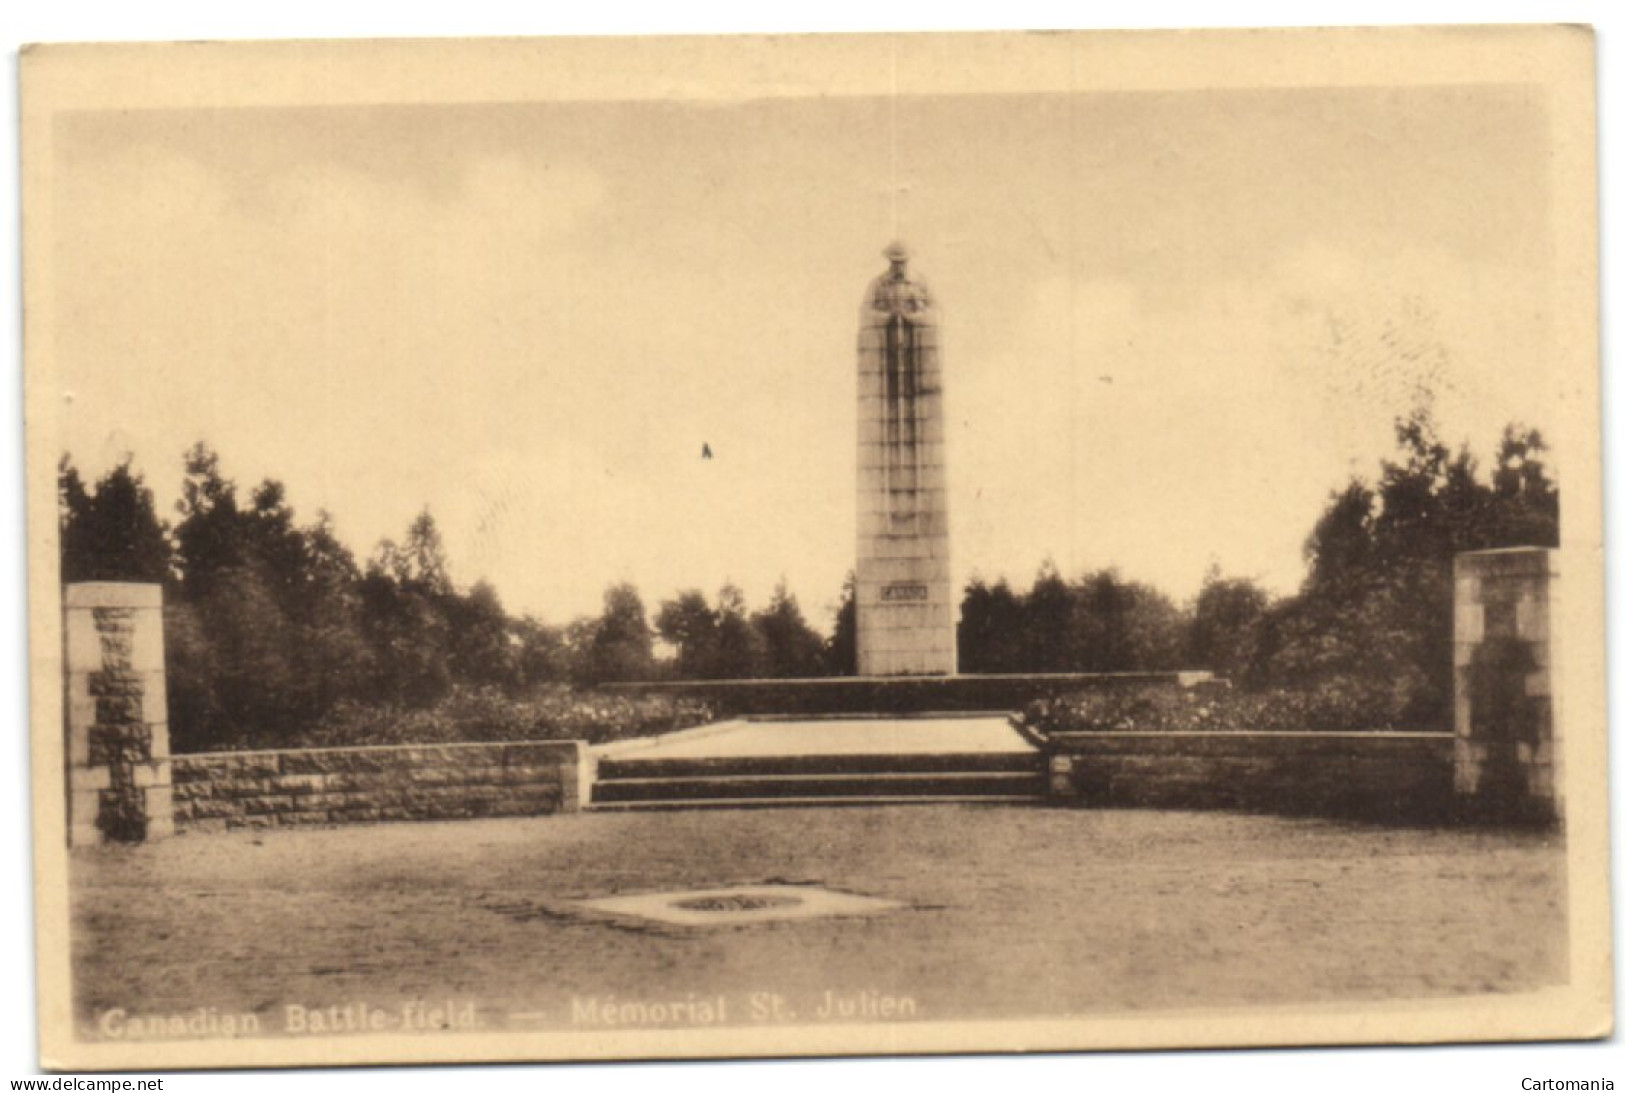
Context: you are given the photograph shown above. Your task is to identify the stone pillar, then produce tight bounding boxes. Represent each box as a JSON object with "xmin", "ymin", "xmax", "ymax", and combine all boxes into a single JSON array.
[
  {"xmin": 1452, "ymin": 548, "xmax": 1560, "ymax": 823},
  {"xmin": 63, "ymin": 583, "xmax": 171, "ymax": 846},
  {"xmin": 855, "ymin": 242, "xmax": 956, "ymax": 676},
  {"xmin": 1046, "ymin": 753, "xmax": 1078, "ymax": 798}
]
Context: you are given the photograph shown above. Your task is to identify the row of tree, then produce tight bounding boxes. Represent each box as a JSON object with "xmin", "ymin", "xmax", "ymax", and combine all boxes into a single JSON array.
[
  {"xmin": 63, "ymin": 445, "xmax": 536, "ymax": 749},
  {"xmin": 58, "ymin": 407, "xmax": 1557, "ymax": 748},
  {"xmin": 1244, "ymin": 411, "xmax": 1558, "ymax": 725},
  {"xmin": 950, "ymin": 409, "xmax": 1556, "ymax": 728},
  {"xmin": 58, "ymin": 444, "xmax": 846, "ymax": 748},
  {"xmin": 959, "ymin": 566, "xmax": 1193, "ymax": 674}
]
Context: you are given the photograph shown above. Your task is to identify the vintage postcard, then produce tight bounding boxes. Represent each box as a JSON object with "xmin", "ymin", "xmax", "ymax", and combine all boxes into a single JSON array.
[{"xmin": 20, "ymin": 26, "xmax": 1608, "ymax": 1072}]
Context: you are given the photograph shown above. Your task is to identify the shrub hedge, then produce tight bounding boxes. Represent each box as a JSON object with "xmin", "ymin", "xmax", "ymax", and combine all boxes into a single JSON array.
[
  {"xmin": 1022, "ymin": 677, "xmax": 1432, "ymax": 735},
  {"xmin": 184, "ymin": 684, "xmax": 716, "ymax": 752}
]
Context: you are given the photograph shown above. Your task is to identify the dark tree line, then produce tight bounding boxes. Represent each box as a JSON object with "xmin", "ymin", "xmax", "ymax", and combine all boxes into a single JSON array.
[
  {"xmin": 565, "ymin": 578, "xmax": 846, "ymax": 685},
  {"xmin": 654, "ymin": 580, "xmax": 829, "ymax": 680},
  {"xmin": 59, "ymin": 408, "xmax": 1556, "ymax": 748},
  {"xmin": 960, "ymin": 410, "xmax": 1557, "ymax": 725},
  {"xmin": 959, "ymin": 563, "xmax": 1191, "ymax": 674},
  {"xmin": 63, "ymin": 445, "xmax": 579, "ymax": 750},
  {"xmin": 1242, "ymin": 410, "xmax": 1558, "ymax": 725},
  {"xmin": 57, "ymin": 444, "xmax": 846, "ymax": 749}
]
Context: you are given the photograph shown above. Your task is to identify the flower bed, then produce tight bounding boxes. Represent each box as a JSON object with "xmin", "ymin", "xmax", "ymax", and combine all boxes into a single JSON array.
[
  {"xmin": 182, "ymin": 685, "xmax": 716, "ymax": 753},
  {"xmin": 1022, "ymin": 678, "xmax": 1436, "ymax": 735}
]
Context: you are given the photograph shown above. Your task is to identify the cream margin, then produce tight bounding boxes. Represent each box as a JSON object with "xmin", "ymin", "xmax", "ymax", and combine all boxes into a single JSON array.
[{"xmin": 20, "ymin": 25, "xmax": 1608, "ymax": 1072}]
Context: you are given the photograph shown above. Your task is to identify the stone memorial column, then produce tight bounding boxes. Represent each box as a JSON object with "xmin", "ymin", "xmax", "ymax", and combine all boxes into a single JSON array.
[
  {"xmin": 855, "ymin": 242, "xmax": 957, "ymax": 676},
  {"xmin": 63, "ymin": 582, "xmax": 172, "ymax": 846},
  {"xmin": 1452, "ymin": 548, "xmax": 1560, "ymax": 823}
]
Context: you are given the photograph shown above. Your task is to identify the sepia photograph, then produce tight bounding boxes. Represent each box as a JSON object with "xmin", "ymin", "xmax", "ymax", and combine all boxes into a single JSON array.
[{"xmin": 18, "ymin": 22, "xmax": 1610, "ymax": 1074}]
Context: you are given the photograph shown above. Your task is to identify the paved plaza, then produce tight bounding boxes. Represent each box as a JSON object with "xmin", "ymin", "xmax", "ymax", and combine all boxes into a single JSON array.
[{"xmin": 70, "ymin": 805, "xmax": 1565, "ymax": 1038}]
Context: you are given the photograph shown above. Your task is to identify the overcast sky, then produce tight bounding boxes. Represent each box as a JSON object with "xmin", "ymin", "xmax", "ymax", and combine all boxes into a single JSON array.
[{"xmin": 50, "ymin": 85, "xmax": 1556, "ymax": 629}]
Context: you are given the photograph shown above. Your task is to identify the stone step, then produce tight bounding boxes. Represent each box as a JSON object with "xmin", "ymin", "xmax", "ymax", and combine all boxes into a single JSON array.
[
  {"xmin": 591, "ymin": 769, "xmax": 1047, "ymax": 805},
  {"xmin": 596, "ymin": 751, "xmax": 1042, "ymax": 781},
  {"xmin": 588, "ymin": 794, "xmax": 1046, "ymax": 811}
]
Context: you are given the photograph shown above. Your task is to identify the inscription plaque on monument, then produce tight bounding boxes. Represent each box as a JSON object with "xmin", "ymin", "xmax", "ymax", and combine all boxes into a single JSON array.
[{"xmin": 855, "ymin": 243, "xmax": 956, "ymax": 676}]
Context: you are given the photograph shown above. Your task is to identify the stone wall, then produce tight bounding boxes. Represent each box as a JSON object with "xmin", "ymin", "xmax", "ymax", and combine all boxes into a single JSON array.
[
  {"xmin": 1045, "ymin": 731, "xmax": 1456, "ymax": 822},
  {"xmin": 64, "ymin": 583, "xmax": 172, "ymax": 847},
  {"xmin": 170, "ymin": 741, "xmax": 584, "ymax": 833}
]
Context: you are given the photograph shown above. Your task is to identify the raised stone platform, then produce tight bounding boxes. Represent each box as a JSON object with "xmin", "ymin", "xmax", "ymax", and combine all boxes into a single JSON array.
[
  {"xmin": 605, "ymin": 671, "xmax": 1213, "ymax": 717},
  {"xmin": 602, "ymin": 715, "xmax": 1035, "ymax": 760},
  {"xmin": 589, "ymin": 716, "xmax": 1044, "ymax": 809}
]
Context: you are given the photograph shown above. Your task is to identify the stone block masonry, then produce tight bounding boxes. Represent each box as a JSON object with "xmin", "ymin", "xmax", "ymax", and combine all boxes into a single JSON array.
[
  {"xmin": 1453, "ymin": 547, "xmax": 1562, "ymax": 822},
  {"xmin": 1045, "ymin": 731, "xmax": 1456, "ymax": 822},
  {"xmin": 855, "ymin": 243, "xmax": 956, "ymax": 676},
  {"xmin": 170, "ymin": 741, "xmax": 585, "ymax": 833},
  {"xmin": 63, "ymin": 583, "xmax": 172, "ymax": 847}
]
